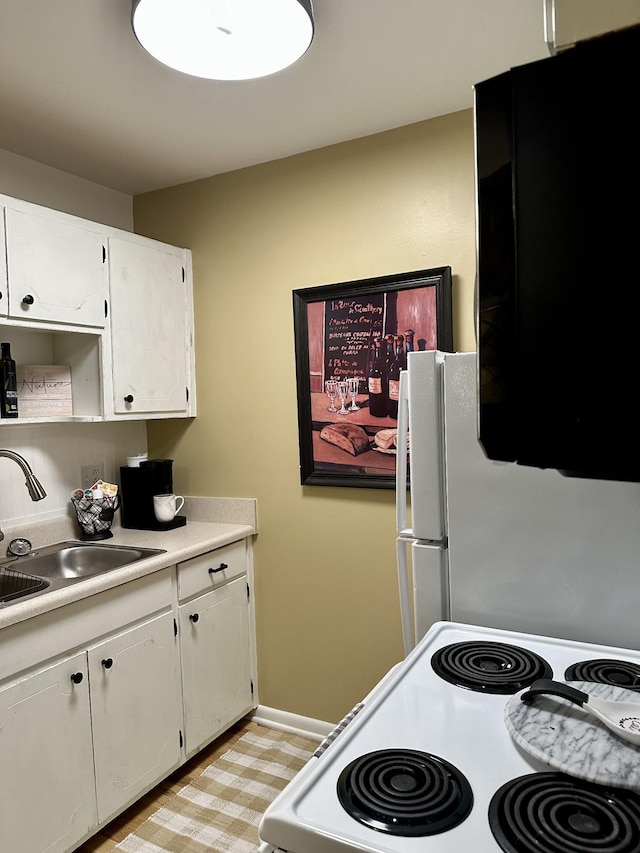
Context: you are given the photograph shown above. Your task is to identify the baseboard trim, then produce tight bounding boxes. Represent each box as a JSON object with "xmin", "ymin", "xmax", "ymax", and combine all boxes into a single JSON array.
[{"xmin": 249, "ymin": 705, "xmax": 334, "ymax": 743}]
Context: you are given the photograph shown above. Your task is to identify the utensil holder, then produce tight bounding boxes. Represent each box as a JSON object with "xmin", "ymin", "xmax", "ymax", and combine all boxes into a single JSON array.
[{"xmin": 71, "ymin": 494, "xmax": 121, "ymax": 541}]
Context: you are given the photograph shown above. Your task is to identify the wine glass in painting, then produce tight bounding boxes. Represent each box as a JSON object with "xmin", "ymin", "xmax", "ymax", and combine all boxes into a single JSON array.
[
  {"xmin": 325, "ymin": 379, "xmax": 338, "ymax": 412},
  {"xmin": 337, "ymin": 380, "xmax": 350, "ymax": 414},
  {"xmin": 346, "ymin": 377, "xmax": 361, "ymax": 411}
]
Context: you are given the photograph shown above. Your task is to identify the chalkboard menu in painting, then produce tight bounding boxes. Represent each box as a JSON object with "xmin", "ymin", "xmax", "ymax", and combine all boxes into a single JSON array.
[{"xmin": 324, "ymin": 294, "xmax": 385, "ymax": 389}]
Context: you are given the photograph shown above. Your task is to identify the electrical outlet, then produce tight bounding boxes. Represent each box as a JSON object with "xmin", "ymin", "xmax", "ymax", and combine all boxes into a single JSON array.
[{"xmin": 81, "ymin": 464, "xmax": 104, "ymax": 489}]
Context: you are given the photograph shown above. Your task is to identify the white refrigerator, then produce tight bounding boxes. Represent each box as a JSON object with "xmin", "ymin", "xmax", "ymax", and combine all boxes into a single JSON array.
[{"xmin": 396, "ymin": 350, "xmax": 640, "ymax": 655}]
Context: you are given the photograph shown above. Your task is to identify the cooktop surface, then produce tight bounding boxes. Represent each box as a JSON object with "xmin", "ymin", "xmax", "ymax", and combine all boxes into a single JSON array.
[{"xmin": 259, "ymin": 621, "xmax": 640, "ymax": 853}]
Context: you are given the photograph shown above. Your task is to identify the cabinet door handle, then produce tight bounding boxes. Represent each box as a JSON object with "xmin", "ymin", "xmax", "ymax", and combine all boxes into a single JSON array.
[
  {"xmin": 22, "ymin": 294, "xmax": 35, "ymax": 305},
  {"xmin": 124, "ymin": 394, "xmax": 134, "ymax": 404},
  {"xmin": 70, "ymin": 672, "xmax": 84, "ymax": 684},
  {"xmin": 189, "ymin": 613, "xmax": 200, "ymax": 623},
  {"xmin": 102, "ymin": 658, "xmax": 114, "ymax": 669},
  {"xmin": 208, "ymin": 563, "xmax": 228, "ymax": 574}
]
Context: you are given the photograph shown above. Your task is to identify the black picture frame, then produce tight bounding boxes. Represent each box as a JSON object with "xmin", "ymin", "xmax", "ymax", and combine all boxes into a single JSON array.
[{"xmin": 293, "ymin": 266, "xmax": 453, "ymax": 489}]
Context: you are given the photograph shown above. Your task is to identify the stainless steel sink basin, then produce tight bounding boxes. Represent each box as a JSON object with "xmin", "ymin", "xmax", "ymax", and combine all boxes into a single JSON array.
[
  {"xmin": 18, "ymin": 542, "xmax": 165, "ymax": 579},
  {"xmin": 0, "ymin": 541, "xmax": 166, "ymax": 605},
  {"xmin": 0, "ymin": 568, "xmax": 49, "ymax": 603}
]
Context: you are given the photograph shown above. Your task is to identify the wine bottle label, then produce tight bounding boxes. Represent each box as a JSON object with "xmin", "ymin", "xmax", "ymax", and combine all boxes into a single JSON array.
[
  {"xmin": 368, "ymin": 377, "xmax": 382, "ymax": 394},
  {"xmin": 388, "ymin": 380, "xmax": 400, "ymax": 401}
]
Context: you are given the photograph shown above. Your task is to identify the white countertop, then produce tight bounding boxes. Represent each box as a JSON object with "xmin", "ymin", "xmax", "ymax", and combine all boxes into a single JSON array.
[{"xmin": 0, "ymin": 496, "xmax": 257, "ymax": 630}]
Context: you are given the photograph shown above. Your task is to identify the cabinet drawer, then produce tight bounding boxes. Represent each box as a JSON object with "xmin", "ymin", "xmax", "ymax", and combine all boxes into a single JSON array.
[{"xmin": 177, "ymin": 540, "xmax": 246, "ymax": 601}]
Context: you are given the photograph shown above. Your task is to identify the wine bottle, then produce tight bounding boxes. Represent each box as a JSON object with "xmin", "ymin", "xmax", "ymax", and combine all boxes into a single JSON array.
[
  {"xmin": 386, "ymin": 335, "xmax": 405, "ymax": 420},
  {"xmin": 367, "ymin": 339, "xmax": 387, "ymax": 417},
  {"xmin": 1, "ymin": 342, "xmax": 18, "ymax": 418},
  {"xmin": 404, "ymin": 329, "xmax": 414, "ymax": 364},
  {"xmin": 381, "ymin": 334, "xmax": 395, "ymax": 415}
]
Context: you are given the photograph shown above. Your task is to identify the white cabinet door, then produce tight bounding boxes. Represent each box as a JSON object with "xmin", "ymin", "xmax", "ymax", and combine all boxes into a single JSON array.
[
  {"xmin": 4, "ymin": 207, "xmax": 106, "ymax": 327},
  {"xmin": 89, "ymin": 610, "xmax": 182, "ymax": 824},
  {"xmin": 0, "ymin": 207, "xmax": 7, "ymax": 315},
  {"xmin": 0, "ymin": 651, "xmax": 96, "ymax": 853},
  {"xmin": 180, "ymin": 575, "xmax": 253, "ymax": 756},
  {"xmin": 108, "ymin": 236, "xmax": 188, "ymax": 415}
]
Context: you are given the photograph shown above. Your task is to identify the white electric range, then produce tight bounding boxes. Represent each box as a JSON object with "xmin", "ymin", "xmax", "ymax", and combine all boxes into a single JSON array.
[{"xmin": 258, "ymin": 621, "xmax": 640, "ymax": 853}]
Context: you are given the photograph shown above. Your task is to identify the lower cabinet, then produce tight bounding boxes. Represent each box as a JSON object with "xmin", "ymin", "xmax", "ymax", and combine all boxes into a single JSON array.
[
  {"xmin": 0, "ymin": 536, "xmax": 256, "ymax": 853},
  {"xmin": 0, "ymin": 612, "xmax": 181, "ymax": 853},
  {"xmin": 180, "ymin": 575, "xmax": 253, "ymax": 755},
  {"xmin": 0, "ymin": 652, "xmax": 96, "ymax": 853},
  {"xmin": 89, "ymin": 610, "xmax": 182, "ymax": 824}
]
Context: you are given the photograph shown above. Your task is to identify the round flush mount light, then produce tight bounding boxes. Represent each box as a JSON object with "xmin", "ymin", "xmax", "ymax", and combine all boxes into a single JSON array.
[{"xmin": 131, "ymin": 0, "xmax": 314, "ymax": 81}]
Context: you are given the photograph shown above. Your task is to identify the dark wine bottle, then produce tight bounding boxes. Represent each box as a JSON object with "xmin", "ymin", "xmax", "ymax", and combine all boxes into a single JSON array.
[
  {"xmin": 386, "ymin": 335, "xmax": 404, "ymax": 420},
  {"xmin": 404, "ymin": 329, "xmax": 415, "ymax": 363},
  {"xmin": 381, "ymin": 334, "xmax": 395, "ymax": 415},
  {"xmin": 367, "ymin": 339, "xmax": 387, "ymax": 417},
  {"xmin": 1, "ymin": 342, "xmax": 18, "ymax": 418}
]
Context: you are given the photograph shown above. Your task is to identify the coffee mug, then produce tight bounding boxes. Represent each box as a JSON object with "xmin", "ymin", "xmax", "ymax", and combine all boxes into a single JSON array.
[{"xmin": 153, "ymin": 493, "xmax": 185, "ymax": 523}]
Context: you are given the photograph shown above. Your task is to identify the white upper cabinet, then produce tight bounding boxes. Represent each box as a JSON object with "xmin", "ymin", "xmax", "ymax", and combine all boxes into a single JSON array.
[
  {"xmin": 0, "ymin": 193, "xmax": 196, "ymax": 424},
  {"xmin": 0, "ymin": 208, "xmax": 7, "ymax": 311},
  {"xmin": 4, "ymin": 207, "xmax": 106, "ymax": 327},
  {"xmin": 547, "ymin": 0, "xmax": 640, "ymax": 51},
  {"xmin": 106, "ymin": 236, "xmax": 190, "ymax": 417}
]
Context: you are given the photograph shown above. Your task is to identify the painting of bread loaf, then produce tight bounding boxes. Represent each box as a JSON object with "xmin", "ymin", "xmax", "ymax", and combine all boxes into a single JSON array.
[
  {"xmin": 293, "ymin": 267, "xmax": 453, "ymax": 488},
  {"xmin": 320, "ymin": 423, "xmax": 370, "ymax": 456}
]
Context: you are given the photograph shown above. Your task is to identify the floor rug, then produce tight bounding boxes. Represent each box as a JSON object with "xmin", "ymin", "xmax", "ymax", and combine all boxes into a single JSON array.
[{"xmin": 114, "ymin": 726, "xmax": 317, "ymax": 852}]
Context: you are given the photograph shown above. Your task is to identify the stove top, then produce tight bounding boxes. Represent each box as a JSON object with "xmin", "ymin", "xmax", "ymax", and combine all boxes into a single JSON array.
[{"xmin": 259, "ymin": 622, "xmax": 640, "ymax": 853}]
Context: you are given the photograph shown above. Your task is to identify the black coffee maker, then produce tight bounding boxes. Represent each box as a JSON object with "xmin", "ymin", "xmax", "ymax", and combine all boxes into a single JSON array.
[{"xmin": 119, "ymin": 458, "xmax": 187, "ymax": 530}]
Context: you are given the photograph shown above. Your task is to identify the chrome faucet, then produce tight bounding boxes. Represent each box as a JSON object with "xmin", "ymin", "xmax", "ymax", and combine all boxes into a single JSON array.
[{"xmin": 0, "ymin": 450, "xmax": 47, "ymax": 541}]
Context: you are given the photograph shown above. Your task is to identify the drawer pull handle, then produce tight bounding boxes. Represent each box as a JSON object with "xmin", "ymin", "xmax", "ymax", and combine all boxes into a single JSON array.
[
  {"xmin": 22, "ymin": 294, "xmax": 35, "ymax": 305},
  {"xmin": 208, "ymin": 563, "xmax": 228, "ymax": 574},
  {"xmin": 102, "ymin": 658, "xmax": 114, "ymax": 669},
  {"xmin": 190, "ymin": 613, "xmax": 200, "ymax": 623},
  {"xmin": 70, "ymin": 672, "xmax": 84, "ymax": 685},
  {"xmin": 124, "ymin": 394, "xmax": 134, "ymax": 404}
]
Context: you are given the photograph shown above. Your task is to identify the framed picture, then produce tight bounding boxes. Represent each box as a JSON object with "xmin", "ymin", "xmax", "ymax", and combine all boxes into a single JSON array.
[{"xmin": 293, "ymin": 266, "xmax": 453, "ymax": 489}]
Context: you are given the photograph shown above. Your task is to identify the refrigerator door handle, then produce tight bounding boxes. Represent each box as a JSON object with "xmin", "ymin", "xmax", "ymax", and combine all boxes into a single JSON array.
[
  {"xmin": 396, "ymin": 369, "xmax": 411, "ymax": 535},
  {"xmin": 397, "ymin": 536, "xmax": 414, "ymax": 656}
]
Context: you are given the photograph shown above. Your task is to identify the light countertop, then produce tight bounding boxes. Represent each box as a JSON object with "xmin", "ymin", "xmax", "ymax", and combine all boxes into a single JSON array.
[{"xmin": 0, "ymin": 496, "xmax": 257, "ymax": 630}]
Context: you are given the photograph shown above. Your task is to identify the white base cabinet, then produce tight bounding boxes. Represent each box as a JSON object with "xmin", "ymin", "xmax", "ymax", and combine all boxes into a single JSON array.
[
  {"xmin": 0, "ymin": 652, "xmax": 96, "ymax": 853},
  {"xmin": 0, "ymin": 537, "xmax": 256, "ymax": 853},
  {"xmin": 89, "ymin": 610, "xmax": 183, "ymax": 824},
  {"xmin": 180, "ymin": 575, "xmax": 253, "ymax": 755},
  {"xmin": 176, "ymin": 539, "xmax": 256, "ymax": 756}
]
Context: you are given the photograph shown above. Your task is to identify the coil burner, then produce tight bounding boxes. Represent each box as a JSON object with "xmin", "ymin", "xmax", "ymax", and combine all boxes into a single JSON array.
[
  {"xmin": 489, "ymin": 772, "xmax": 640, "ymax": 853},
  {"xmin": 431, "ymin": 641, "xmax": 553, "ymax": 693},
  {"xmin": 337, "ymin": 749, "xmax": 473, "ymax": 837},
  {"xmin": 564, "ymin": 658, "xmax": 640, "ymax": 692}
]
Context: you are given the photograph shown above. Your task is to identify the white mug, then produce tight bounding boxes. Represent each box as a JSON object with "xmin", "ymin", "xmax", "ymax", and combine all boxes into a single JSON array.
[{"xmin": 153, "ymin": 493, "xmax": 185, "ymax": 523}]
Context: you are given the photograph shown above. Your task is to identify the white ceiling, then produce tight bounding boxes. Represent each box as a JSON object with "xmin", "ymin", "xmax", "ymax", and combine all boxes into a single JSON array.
[{"xmin": 0, "ymin": 0, "xmax": 550, "ymax": 196}]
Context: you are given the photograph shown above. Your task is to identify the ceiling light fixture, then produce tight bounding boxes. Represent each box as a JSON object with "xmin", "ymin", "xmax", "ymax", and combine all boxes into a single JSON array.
[{"xmin": 131, "ymin": 0, "xmax": 314, "ymax": 81}]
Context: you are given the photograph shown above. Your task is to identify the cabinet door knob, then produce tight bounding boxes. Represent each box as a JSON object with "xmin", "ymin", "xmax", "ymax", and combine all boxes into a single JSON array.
[
  {"xmin": 70, "ymin": 672, "xmax": 84, "ymax": 684},
  {"xmin": 102, "ymin": 658, "xmax": 114, "ymax": 669},
  {"xmin": 22, "ymin": 294, "xmax": 35, "ymax": 305},
  {"xmin": 208, "ymin": 562, "xmax": 228, "ymax": 574},
  {"xmin": 124, "ymin": 394, "xmax": 134, "ymax": 403},
  {"xmin": 189, "ymin": 613, "xmax": 200, "ymax": 623}
]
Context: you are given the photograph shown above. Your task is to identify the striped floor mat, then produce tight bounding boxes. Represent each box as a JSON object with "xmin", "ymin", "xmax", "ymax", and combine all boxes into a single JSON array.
[{"xmin": 114, "ymin": 726, "xmax": 316, "ymax": 852}]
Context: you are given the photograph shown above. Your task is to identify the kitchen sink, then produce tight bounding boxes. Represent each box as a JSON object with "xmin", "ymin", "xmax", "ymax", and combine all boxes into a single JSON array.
[
  {"xmin": 0, "ymin": 541, "xmax": 166, "ymax": 605},
  {"xmin": 0, "ymin": 568, "xmax": 50, "ymax": 603}
]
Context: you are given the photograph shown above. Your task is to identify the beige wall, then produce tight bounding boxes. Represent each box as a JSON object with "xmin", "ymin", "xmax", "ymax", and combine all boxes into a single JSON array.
[
  {"xmin": 134, "ymin": 110, "xmax": 477, "ymax": 724},
  {"xmin": 0, "ymin": 147, "xmax": 133, "ymax": 229}
]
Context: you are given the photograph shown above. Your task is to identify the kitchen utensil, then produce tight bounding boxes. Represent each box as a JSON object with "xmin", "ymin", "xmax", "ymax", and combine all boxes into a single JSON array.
[{"xmin": 522, "ymin": 678, "xmax": 640, "ymax": 746}]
